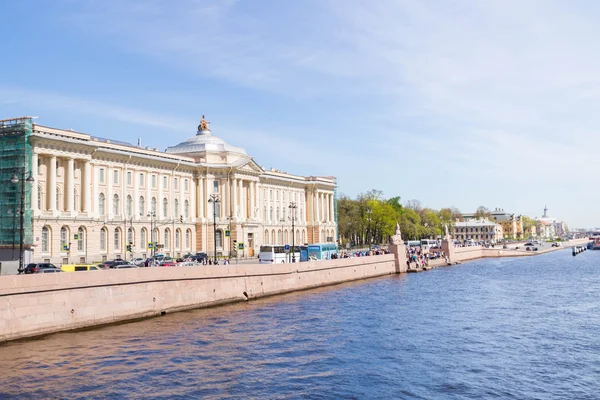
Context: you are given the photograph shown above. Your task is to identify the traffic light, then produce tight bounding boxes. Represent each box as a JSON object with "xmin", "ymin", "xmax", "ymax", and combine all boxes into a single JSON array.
[
  {"xmin": 233, "ymin": 240, "xmax": 237, "ymax": 249},
  {"xmin": 180, "ymin": 215, "xmax": 183, "ymax": 223},
  {"xmin": 127, "ymin": 244, "xmax": 132, "ymax": 252}
]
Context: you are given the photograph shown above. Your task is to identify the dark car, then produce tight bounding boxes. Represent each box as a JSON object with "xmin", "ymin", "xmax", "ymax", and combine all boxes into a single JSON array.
[
  {"xmin": 189, "ymin": 252, "xmax": 208, "ymax": 262},
  {"xmin": 22, "ymin": 263, "xmax": 59, "ymax": 274},
  {"xmin": 526, "ymin": 246, "xmax": 539, "ymax": 251},
  {"xmin": 102, "ymin": 260, "xmax": 131, "ymax": 268},
  {"xmin": 552, "ymin": 242, "xmax": 560, "ymax": 247}
]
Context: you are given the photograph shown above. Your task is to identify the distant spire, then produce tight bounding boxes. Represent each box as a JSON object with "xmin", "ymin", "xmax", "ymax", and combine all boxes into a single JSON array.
[{"xmin": 543, "ymin": 205, "xmax": 548, "ymax": 218}]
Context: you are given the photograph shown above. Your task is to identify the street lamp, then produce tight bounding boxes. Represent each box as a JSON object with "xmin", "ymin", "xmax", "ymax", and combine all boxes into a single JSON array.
[
  {"xmin": 366, "ymin": 208, "xmax": 372, "ymax": 246},
  {"xmin": 208, "ymin": 194, "xmax": 220, "ymax": 264},
  {"xmin": 11, "ymin": 171, "xmax": 34, "ymax": 274},
  {"xmin": 146, "ymin": 211, "xmax": 157, "ymax": 258},
  {"xmin": 289, "ymin": 201, "xmax": 297, "ymax": 262}
]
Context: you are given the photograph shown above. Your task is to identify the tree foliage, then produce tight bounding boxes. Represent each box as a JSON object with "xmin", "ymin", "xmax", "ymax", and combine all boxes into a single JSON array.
[{"xmin": 337, "ymin": 191, "xmax": 462, "ymax": 245}]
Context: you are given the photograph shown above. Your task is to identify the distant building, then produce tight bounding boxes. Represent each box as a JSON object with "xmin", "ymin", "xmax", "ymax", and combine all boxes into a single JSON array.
[
  {"xmin": 463, "ymin": 208, "xmax": 523, "ymax": 240},
  {"xmin": 536, "ymin": 206, "xmax": 565, "ymax": 239},
  {"xmin": 452, "ymin": 218, "xmax": 503, "ymax": 243}
]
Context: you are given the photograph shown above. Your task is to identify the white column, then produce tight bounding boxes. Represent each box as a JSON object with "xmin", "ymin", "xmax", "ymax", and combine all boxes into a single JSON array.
[
  {"xmin": 231, "ymin": 177, "xmax": 237, "ymax": 218},
  {"xmin": 250, "ymin": 181, "xmax": 255, "ymax": 219},
  {"xmin": 66, "ymin": 158, "xmax": 74, "ymax": 212},
  {"xmin": 329, "ymin": 193, "xmax": 334, "ymax": 222},
  {"xmin": 146, "ymin": 172, "xmax": 151, "ymax": 215},
  {"xmin": 133, "ymin": 168, "xmax": 139, "ymax": 219},
  {"xmin": 31, "ymin": 153, "xmax": 38, "ymax": 212},
  {"xmin": 107, "ymin": 166, "xmax": 113, "ymax": 218},
  {"xmin": 91, "ymin": 164, "xmax": 98, "ymax": 215},
  {"xmin": 49, "ymin": 156, "xmax": 57, "ymax": 212},
  {"xmin": 198, "ymin": 177, "xmax": 204, "ymax": 219},
  {"xmin": 179, "ymin": 176, "xmax": 184, "ymax": 221},
  {"xmin": 83, "ymin": 160, "xmax": 91, "ymax": 213},
  {"xmin": 190, "ymin": 177, "xmax": 196, "ymax": 221},
  {"xmin": 314, "ymin": 191, "xmax": 320, "ymax": 223},
  {"xmin": 157, "ymin": 172, "xmax": 163, "ymax": 219},
  {"xmin": 238, "ymin": 179, "xmax": 244, "ymax": 220}
]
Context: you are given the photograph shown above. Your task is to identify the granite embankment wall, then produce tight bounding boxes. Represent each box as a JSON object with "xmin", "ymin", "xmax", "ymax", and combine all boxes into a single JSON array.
[{"xmin": 0, "ymin": 255, "xmax": 395, "ymax": 343}]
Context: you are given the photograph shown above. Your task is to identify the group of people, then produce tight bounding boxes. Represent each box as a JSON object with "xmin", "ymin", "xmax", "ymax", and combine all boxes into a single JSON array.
[{"xmin": 406, "ymin": 246, "xmax": 448, "ymax": 269}]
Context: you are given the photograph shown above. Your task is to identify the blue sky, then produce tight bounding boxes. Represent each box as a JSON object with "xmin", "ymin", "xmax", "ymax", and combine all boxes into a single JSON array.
[{"xmin": 2, "ymin": 0, "xmax": 599, "ymax": 228}]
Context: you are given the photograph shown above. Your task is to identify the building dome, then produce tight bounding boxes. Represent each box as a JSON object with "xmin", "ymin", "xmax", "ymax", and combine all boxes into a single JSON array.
[{"xmin": 165, "ymin": 115, "xmax": 247, "ymax": 156}]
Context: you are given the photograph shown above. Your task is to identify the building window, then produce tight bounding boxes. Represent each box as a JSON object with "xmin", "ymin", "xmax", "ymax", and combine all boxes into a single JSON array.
[
  {"xmin": 269, "ymin": 207, "xmax": 273, "ymax": 221},
  {"xmin": 185, "ymin": 229, "xmax": 191, "ymax": 250},
  {"xmin": 99, "ymin": 168, "xmax": 105, "ymax": 183},
  {"xmin": 184, "ymin": 179, "xmax": 188, "ymax": 192},
  {"xmin": 163, "ymin": 198, "xmax": 168, "ymax": 218},
  {"xmin": 60, "ymin": 227, "xmax": 68, "ymax": 250},
  {"xmin": 174, "ymin": 178, "xmax": 178, "ymax": 190},
  {"xmin": 140, "ymin": 173, "xmax": 145, "ymax": 187},
  {"xmin": 139, "ymin": 196, "xmax": 145, "ymax": 215},
  {"xmin": 164, "ymin": 229, "xmax": 171, "ymax": 249},
  {"xmin": 184, "ymin": 200, "xmax": 189, "ymax": 219},
  {"xmin": 78, "ymin": 227, "xmax": 84, "ymax": 251},
  {"xmin": 152, "ymin": 175, "xmax": 157, "ymax": 188},
  {"xmin": 264, "ymin": 229, "xmax": 269, "ymax": 243},
  {"xmin": 213, "ymin": 180, "xmax": 219, "ymax": 193},
  {"xmin": 163, "ymin": 176, "xmax": 168, "ymax": 189},
  {"xmin": 271, "ymin": 230, "xmax": 276, "ymax": 244},
  {"xmin": 56, "ymin": 188, "xmax": 61, "ymax": 211},
  {"xmin": 276, "ymin": 191, "xmax": 279, "ymax": 200},
  {"xmin": 127, "ymin": 172, "xmax": 132, "ymax": 185},
  {"xmin": 100, "ymin": 228, "xmax": 107, "ymax": 251},
  {"xmin": 113, "ymin": 194, "xmax": 120, "ymax": 216},
  {"xmin": 42, "ymin": 226, "xmax": 50, "ymax": 253},
  {"xmin": 215, "ymin": 230, "xmax": 223, "ymax": 248},
  {"xmin": 113, "ymin": 170, "xmax": 119, "ymax": 184},
  {"xmin": 301, "ymin": 230, "xmax": 306, "ymax": 244},
  {"xmin": 175, "ymin": 229, "xmax": 181, "ymax": 250},
  {"xmin": 114, "ymin": 229, "xmax": 121, "ymax": 250},
  {"xmin": 174, "ymin": 199, "xmax": 179, "ymax": 218},
  {"xmin": 126, "ymin": 195, "xmax": 133, "ymax": 217},
  {"xmin": 151, "ymin": 197, "xmax": 157, "ymax": 214},
  {"xmin": 128, "ymin": 228, "xmax": 134, "ymax": 246},
  {"xmin": 276, "ymin": 207, "xmax": 280, "ymax": 221},
  {"xmin": 141, "ymin": 228, "xmax": 147, "ymax": 249},
  {"xmin": 37, "ymin": 186, "xmax": 42, "ymax": 210}
]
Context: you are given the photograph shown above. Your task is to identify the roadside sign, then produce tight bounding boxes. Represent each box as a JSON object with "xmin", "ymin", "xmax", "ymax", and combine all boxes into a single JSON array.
[
  {"xmin": 74, "ymin": 234, "xmax": 79, "ymax": 240},
  {"xmin": 346, "ymin": 242, "xmax": 350, "ymax": 249},
  {"xmin": 148, "ymin": 242, "xmax": 154, "ymax": 249},
  {"xmin": 225, "ymin": 230, "xmax": 230, "ymax": 237},
  {"xmin": 285, "ymin": 244, "xmax": 290, "ymax": 252},
  {"xmin": 238, "ymin": 243, "xmax": 244, "ymax": 250},
  {"xmin": 62, "ymin": 245, "xmax": 69, "ymax": 251}
]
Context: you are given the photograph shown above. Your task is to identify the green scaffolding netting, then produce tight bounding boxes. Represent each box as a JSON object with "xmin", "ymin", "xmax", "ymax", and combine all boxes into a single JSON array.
[{"xmin": 0, "ymin": 118, "xmax": 33, "ymax": 251}]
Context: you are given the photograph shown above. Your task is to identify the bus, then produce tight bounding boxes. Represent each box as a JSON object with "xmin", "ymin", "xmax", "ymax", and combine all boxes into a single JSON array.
[
  {"xmin": 420, "ymin": 239, "xmax": 439, "ymax": 251},
  {"xmin": 259, "ymin": 245, "xmax": 301, "ymax": 264},
  {"xmin": 307, "ymin": 243, "xmax": 339, "ymax": 261}
]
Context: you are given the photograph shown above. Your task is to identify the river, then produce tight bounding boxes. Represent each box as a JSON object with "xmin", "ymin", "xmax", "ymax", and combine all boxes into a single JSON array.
[{"xmin": 1, "ymin": 249, "xmax": 599, "ymax": 399}]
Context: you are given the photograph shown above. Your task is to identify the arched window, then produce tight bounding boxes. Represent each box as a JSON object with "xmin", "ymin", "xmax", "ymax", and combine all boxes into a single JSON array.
[
  {"xmin": 284, "ymin": 230, "xmax": 288, "ymax": 244},
  {"xmin": 153, "ymin": 228, "xmax": 159, "ymax": 244},
  {"xmin": 301, "ymin": 230, "xmax": 306, "ymax": 244},
  {"xmin": 100, "ymin": 228, "xmax": 107, "ymax": 251},
  {"xmin": 296, "ymin": 229, "xmax": 300, "ymax": 243},
  {"xmin": 99, "ymin": 193, "xmax": 106, "ymax": 215},
  {"xmin": 269, "ymin": 207, "xmax": 273, "ymax": 221},
  {"xmin": 113, "ymin": 194, "xmax": 120, "ymax": 216},
  {"xmin": 185, "ymin": 229, "xmax": 191, "ymax": 250},
  {"xmin": 141, "ymin": 228, "xmax": 147, "ymax": 250},
  {"xmin": 264, "ymin": 229, "xmax": 269, "ymax": 244},
  {"xmin": 215, "ymin": 230, "xmax": 223, "ymax": 248},
  {"xmin": 174, "ymin": 199, "xmax": 179, "ymax": 218},
  {"xmin": 164, "ymin": 228, "xmax": 171, "ymax": 249},
  {"xmin": 278, "ymin": 229, "xmax": 282, "ymax": 245},
  {"xmin": 184, "ymin": 200, "xmax": 189, "ymax": 219},
  {"xmin": 276, "ymin": 207, "xmax": 280, "ymax": 221},
  {"xmin": 300, "ymin": 208, "xmax": 303, "ymax": 221},
  {"xmin": 126, "ymin": 195, "xmax": 133, "ymax": 217},
  {"xmin": 78, "ymin": 227, "xmax": 85, "ymax": 252},
  {"xmin": 60, "ymin": 226, "xmax": 68, "ymax": 250},
  {"xmin": 175, "ymin": 229, "xmax": 181, "ymax": 250},
  {"xmin": 271, "ymin": 230, "xmax": 276, "ymax": 244},
  {"xmin": 114, "ymin": 228, "xmax": 121, "ymax": 250},
  {"xmin": 151, "ymin": 197, "xmax": 157, "ymax": 214},
  {"xmin": 263, "ymin": 206, "xmax": 267, "ymax": 220},
  {"xmin": 42, "ymin": 226, "xmax": 50, "ymax": 253},
  {"xmin": 139, "ymin": 196, "xmax": 145, "ymax": 216},
  {"xmin": 127, "ymin": 227, "xmax": 134, "ymax": 246},
  {"xmin": 163, "ymin": 198, "xmax": 168, "ymax": 218}
]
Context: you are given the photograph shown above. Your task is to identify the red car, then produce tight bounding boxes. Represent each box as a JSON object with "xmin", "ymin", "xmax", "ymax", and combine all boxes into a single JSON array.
[{"xmin": 158, "ymin": 261, "xmax": 177, "ymax": 267}]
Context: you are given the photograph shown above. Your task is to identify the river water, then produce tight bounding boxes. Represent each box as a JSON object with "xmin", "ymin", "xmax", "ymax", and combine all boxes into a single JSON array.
[{"xmin": 1, "ymin": 249, "xmax": 600, "ymax": 399}]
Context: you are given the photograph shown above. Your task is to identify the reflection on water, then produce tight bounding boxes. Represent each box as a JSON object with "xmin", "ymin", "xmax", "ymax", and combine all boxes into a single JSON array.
[{"xmin": 2, "ymin": 250, "xmax": 600, "ymax": 399}]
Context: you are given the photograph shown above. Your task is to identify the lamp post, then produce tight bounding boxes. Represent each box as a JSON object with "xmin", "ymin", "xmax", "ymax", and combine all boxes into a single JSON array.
[
  {"xmin": 366, "ymin": 208, "xmax": 372, "ymax": 246},
  {"xmin": 208, "ymin": 194, "xmax": 220, "ymax": 264},
  {"xmin": 289, "ymin": 201, "xmax": 297, "ymax": 263},
  {"xmin": 11, "ymin": 171, "xmax": 34, "ymax": 273},
  {"xmin": 146, "ymin": 211, "xmax": 156, "ymax": 258}
]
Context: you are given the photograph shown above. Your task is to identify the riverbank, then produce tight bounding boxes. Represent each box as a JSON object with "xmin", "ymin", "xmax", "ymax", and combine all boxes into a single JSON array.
[{"xmin": 0, "ymin": 238, "xmax": 590, "ymax": 343}]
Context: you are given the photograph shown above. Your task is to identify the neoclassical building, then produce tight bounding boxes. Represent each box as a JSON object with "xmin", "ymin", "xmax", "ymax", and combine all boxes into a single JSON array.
[{"xmin": 0, "ymin": 116, "xmax": 337, "ymax": 264}]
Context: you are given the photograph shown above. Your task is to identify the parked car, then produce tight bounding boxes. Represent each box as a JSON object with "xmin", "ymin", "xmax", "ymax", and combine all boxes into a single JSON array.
[
  {"xmin": 113, "ymin": 264, "xmax": 138, "ymax": 269},
  {"xmin": 61, "ymin": 264, "xmax": 103, "ymax": 272},
  {"xmin": 159, "ymin": 260, "xmax": 177, "ymax": 267},
  {"xmin": 524, "ymin": 242, "xmax": 535, "ymax": 247},
  {"xmin": 35, "ymin": 268, "xmax": 63, "ymax": 273},
  {"xmin": 178, "ymin": 261, "xmax": 202, "ymax": 267},
  {"xmin": 103, "ymin": 260, "xmax": 131, "ymax": 268},
  {"xmin": 22, "ymin": 263, "xmax": 59, "ymax": 274},
  {"xmin": 132, "ymin": 258, "xmax": 145, "ymax": 266},
  {"xmin": 552, "ymin": 242, "xmax": 561, "ymax": 247},
  {"xmin": 526, "ymin": 246, "xmax": 539, "ymax": 251}
]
